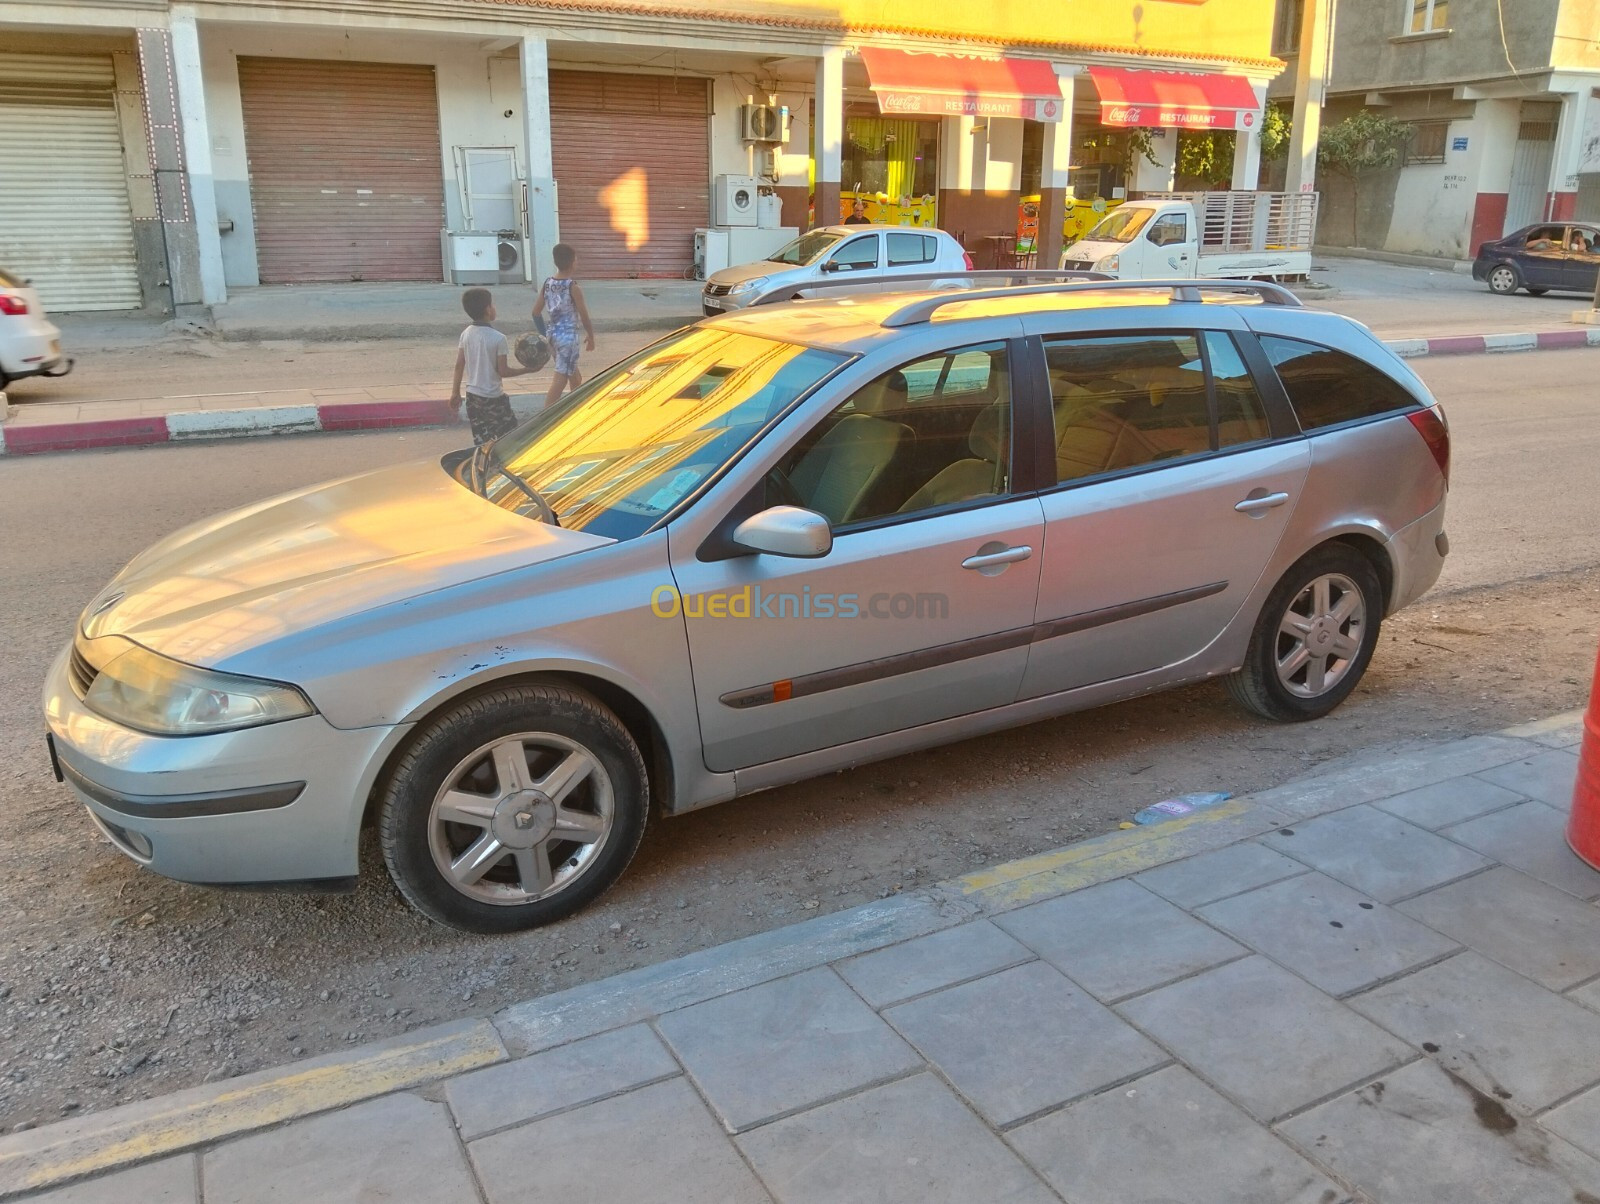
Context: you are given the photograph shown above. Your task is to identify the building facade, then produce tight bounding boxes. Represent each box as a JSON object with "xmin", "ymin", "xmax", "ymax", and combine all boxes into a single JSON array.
[
  {"xmin": 1268, "ymin": 0, "xmax": 1600, "ymax": 258},
  {"xmin": 1, "ymin": 0, "xmax": 1280, "ymax": 313}
]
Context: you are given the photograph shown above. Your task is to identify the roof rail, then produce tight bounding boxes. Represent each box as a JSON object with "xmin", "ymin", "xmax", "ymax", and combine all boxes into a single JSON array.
[
  {"xmin": 746, "ymin": 268, "xmax": 1111, "ymax": 308},
  {"xmin": 879, "ymin": 279, "xmax": 1304, "ymax": 328}
]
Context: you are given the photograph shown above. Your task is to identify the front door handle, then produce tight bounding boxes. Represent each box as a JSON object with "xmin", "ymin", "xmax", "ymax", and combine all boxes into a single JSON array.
[
  {"xmin": 1235, "ymin": 491, "xmax": 1290, "ymax": 514},
  {"xmin": 962, "ymin": 544, "xmax": 1033, "ymax": 572}
]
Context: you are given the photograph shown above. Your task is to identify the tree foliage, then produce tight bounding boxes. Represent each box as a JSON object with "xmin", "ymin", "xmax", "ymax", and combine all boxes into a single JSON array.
[
  {"xmin": 1174, "ymin": 103, "xmax": 1294, "ymax": 188},
  {"xmin": 1316, "ymin": 110, "xmax": 1410, "ymax": 179}
]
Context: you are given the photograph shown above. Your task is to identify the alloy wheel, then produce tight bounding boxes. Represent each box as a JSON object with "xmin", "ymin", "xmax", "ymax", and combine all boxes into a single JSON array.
[
  {"xmin": 1275, "ymin": 572, "xmax": 1366, "ymax": 699},
  {"xmin": 427, "ymin": 732, "xmax": 614, "ymax": 905}
]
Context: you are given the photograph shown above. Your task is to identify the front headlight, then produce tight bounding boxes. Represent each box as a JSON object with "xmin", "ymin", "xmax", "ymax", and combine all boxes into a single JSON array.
[
  {"xmin": 1096, "ymin": 254, "xmax": 1120, "ymax": 272},
  {"xmin": 80, "ymin": 637, "xmax": 313, "ymax": 736},
  {"xmin": 729, "ymin": 276, "xmax": 768, "ymax": 295}
]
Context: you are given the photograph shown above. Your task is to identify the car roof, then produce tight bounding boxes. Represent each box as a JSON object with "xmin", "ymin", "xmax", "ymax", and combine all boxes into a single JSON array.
[
  {"xmin": 812, "ymin": 224, "xmax": 953, "ymax": 238},
  {"xmin": 704, "ymin": 284, "xmax": 1291, "ymax": 355}
]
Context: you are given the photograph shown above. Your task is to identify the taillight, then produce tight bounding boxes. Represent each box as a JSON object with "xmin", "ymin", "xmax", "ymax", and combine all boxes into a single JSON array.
[
  {"xmin": 0, "ymin": 294, "xmax": 27, "ymax": 316},
  {"xmin": 1407, "ymin": 405, "xmax": 1450, "ymax": 484},
  {"xmin": 962, "ymin": 251, "xmax": 975, "ymax": 271}
]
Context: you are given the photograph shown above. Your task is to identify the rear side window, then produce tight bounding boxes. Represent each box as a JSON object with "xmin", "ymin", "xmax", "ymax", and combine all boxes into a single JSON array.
[
  {"xmin": 887, "ymin": 233, "xmax": 936, "ymax": 267},
  {"xmin": 1258, "ymin": 336, "xmax": 1419, "ymax": 432}
]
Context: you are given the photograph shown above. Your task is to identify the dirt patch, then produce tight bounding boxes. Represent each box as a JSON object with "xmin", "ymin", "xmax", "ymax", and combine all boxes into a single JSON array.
[{"xmin": 1, "ymin": 565, "xmax": 1596, "ymax": 1130}]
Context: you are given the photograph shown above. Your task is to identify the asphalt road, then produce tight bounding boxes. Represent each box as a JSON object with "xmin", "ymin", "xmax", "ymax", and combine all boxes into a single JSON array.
[{"xmin": 0, "ymin": 349, "xmax": 1596, "ymax": 1128}]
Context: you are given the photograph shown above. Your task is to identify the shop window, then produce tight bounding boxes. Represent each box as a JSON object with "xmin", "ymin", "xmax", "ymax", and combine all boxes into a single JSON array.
[
  {"xmin": 1405, "ymin": 122, "xmax": 1449, "ymax": 165},
  {"xmin": 1274, "ymin": 0, "xmax": 1305, "ymax": 55},
  {"xmin": 887, "ymin": 233, "xmax": 937, "ymax": 267},
  {"xmin": 1406, "ymin": 0, "xmax": 1448, "ymax": 33}
]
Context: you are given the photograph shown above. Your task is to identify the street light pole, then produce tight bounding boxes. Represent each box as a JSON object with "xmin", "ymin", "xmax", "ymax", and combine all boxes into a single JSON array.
[{"xmin": 1285, "ymin": 0, "xmax": 1333, "ymax": 197}]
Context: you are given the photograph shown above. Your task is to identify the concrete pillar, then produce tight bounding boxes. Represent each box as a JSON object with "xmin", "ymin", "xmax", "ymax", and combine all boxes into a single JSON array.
[
  {"xmin": 519, "ymin": 33, "xmax": 559, "ymax": 283},
  {"xmin": 1135, "ymin": 128, "xmax": 1178, "ymax": 193},
  {"xmin": 1548, "ymin": 89, "xmax": 1585, "ymax": 221},
  {"xmin": 1232, "ymin": 84, "xmax": 1269, "ymax": 191},
  {"xmin": 1036, "ymin": 73, "xmax": 1076, "ymax": 268},
  {"xmin": 813, "ymin": 48, "xmax": 844, "ymax": 229},
  {"xmin": 1285, "ymin": 0, "xmax": 1333, "ymax": 196},
  {"xmin": 169, "ymin": 8, "xmax": 225, "ymax": 305},
  {"xmin": 135, "ymin": 27, "xmax": 206, "ymax": 313}
]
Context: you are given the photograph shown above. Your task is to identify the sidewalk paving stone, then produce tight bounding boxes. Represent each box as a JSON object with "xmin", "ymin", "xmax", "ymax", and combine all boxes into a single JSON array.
[
  {"xmin": 1348, "ymin": 951, "xmax": 1600, "ymax": 1110},
  {"xmin": 1117, "ymin": 956, "xmax": 1416, "ymax": 1124},
  {"xmin": 656, "ymin": 966, "xmax": 922, "ymax": 1132},
  {"xmin": 833, "ymin": 920, "xmax": 1034, "ymax": 1009},
  {"xmin": 1442, "ymin": 801, "xmax": 1600, "ymax": 900},
  {"xmin": 201, "ymin": 1093, "xmax": 479, "ymax": 1204},
  {"xmin": 1196, "ymin": 871, "xmax": 1460, "ymax": 997},
  {"xmin": 1570, "ymin": 978, "xmax": 1600, "ymax": 1014},
  {"xmin": 1261, "ymin": 805, "xmax": 1492, "ymax": 902},
  {"xmin": 20, "ymin": 1156, "xmax": 195, "ymax": 1204},
  {"xmin": 1395, "ymin": 866, "xmax": 1600, "ymax": 990},
  {"xmin": 994, "ymin": 879, "xmax": 1246, "ymax": 1002},
  {"xmin": 736, "ymin": 1073, "xmax": 1055, "ymax": 1204},
  {"xmin": 1370, "ymin": 776, "xmax": 1526, "ymax": 830},
  {"xmin": 444, "ymin": 1023, "xmax": 679, "ymax": 1141},
  {"xmin": 1475, "ymin": 749, "xmax": 1581, "ymax": 808},
  {"xmin": 1132, "ymin": 841, "xmax": 1308, "ymax": 909},
  {"xmin": 884, "ymin": 960, "xmax": 1167, "ymax": 1128},
  {"xmin": 1541, "ymin": 1082, "xmax": 1600, "ymax": 1163},
  {"xmin": 1008, "ymin": 1065, "xmax": 1343, "ymax": 1204},
  {"xmin": 1278, "ymin": 1060, "xmax": 1600, "ymax": 1204},
  {"xmin": 469, "ymin": 1077, "xmax": 769, "ymax": 1204}
]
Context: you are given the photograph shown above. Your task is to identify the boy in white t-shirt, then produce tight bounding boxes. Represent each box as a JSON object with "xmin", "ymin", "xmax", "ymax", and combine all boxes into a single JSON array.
[{"xmin": 449, "ymin": 288, "xmax": 532, "ymax": 445}]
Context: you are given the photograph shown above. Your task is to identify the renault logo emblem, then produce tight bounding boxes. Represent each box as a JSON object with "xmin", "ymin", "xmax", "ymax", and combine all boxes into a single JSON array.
[{"xmin": 514, "ymin": 810, "xmax": 535, "ymax": 830}]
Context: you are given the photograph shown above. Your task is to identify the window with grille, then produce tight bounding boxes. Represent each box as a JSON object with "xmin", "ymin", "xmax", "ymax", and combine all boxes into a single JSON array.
[{"xmin": 1406, "ymin": 122, "xmax": 1449, "ymax": 165}]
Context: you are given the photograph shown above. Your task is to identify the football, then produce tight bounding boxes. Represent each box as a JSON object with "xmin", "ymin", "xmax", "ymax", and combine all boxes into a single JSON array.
[{"xmin": 513, "ymin": 331, "xmax": 551, "ymax": 370}]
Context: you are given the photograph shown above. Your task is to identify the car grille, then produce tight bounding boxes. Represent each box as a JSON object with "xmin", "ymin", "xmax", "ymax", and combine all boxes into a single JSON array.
[
  {"xmin": 68, "ymin": 644, "xmax": 97, "ymax": 698},
  {"xmin": 1063, "ymin": 260, "xmax": 1097, "ymax": 272},
  {"xmin": 704, "ymin": 283, "xmax": 733, "ymax": 297}
]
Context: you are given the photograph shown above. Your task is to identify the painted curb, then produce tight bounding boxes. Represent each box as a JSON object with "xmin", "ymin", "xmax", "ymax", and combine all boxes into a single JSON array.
[
  {"xmin": 0, "ymin": 717, "xmax": 1567, "ymax": 1197},
  {"xmin": 4, "ymin": 329, "xmax": 1599, "ymax": 455}
]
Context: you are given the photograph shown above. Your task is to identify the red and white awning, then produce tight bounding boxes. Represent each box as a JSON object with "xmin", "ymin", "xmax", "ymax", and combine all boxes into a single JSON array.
[
  {"xmin": 1088, "ymin": 66, "xmax": 1262, "ymax": 130},
  {"xmin": 859, "ymin": 48, "xmax": 1066, "ymax": 123}
]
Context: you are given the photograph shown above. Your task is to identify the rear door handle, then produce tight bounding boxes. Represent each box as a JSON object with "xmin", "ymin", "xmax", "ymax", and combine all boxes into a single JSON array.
[
  {"xmin": 1235, "ymin": 491, "xmax": 1290, "ymax": 514},
  {"xmin": 962, "ymin": 545, "xmax": 1033, "ymax": 571}
]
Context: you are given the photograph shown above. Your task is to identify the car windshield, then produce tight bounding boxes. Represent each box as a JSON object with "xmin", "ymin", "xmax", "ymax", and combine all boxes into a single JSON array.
[
  {"xmin": 465, "ymin": 328, "xmax": 848, "ymax": 540},
  {"xmin": 1085, "ymin": 207, "xmax": 1153, "ymax": 243},
  {"xmin": 767, "ymin": 231, "xmax": 844, "ymax": 266}
]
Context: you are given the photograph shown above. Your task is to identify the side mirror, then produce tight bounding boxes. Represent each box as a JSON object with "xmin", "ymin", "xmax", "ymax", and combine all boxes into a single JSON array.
[
  {"xmin": 732, "ymin": 506, "xmax": 833, "ymax": 558},
  {"xmin": 820, "ymin": 259, "xmax": 843, "ymax": 273}
]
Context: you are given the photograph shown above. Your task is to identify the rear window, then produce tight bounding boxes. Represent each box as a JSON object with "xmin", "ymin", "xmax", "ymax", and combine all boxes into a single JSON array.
[{"xmin": 1259, "ymin": 335, "xmax": 1420, "ymax": 432}]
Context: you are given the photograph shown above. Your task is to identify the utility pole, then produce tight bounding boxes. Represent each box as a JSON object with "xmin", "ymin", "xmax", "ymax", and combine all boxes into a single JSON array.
[{"xmin": 1285, "ymin": 0, "xmax": 1333, "ymax": 196}]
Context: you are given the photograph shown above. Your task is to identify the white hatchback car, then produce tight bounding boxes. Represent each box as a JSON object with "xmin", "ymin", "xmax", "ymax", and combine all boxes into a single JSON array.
[
  {"xmin": 703, "ymin": 225, "xmax": 971, "ymax": 314},
  {"xmin": 0, "ymin": 268, "xmax": 72, "ymax": 388}
]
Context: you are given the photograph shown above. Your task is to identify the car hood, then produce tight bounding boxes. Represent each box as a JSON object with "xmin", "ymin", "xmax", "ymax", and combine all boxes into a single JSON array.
[
  {"xmin": 82, "ymin": 458, "xmax": 612, "ymax": 666},
  {"xmin": 1064, "ymin": 239, "xmax": 1121, "ymax": 262},
  {"xmin": 707, "ymin": 260, "xmax": 802, "ymax": 288}
]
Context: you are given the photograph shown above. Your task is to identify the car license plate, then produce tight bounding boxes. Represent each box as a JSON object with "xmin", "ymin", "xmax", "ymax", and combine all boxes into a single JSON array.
[
  {"xmin": 46, "ymin": 733, "xmax": 64, "ymax": 783},
  {"xmin": 703, "ymin": 297, "xmax": 723, "ymax": 311}
]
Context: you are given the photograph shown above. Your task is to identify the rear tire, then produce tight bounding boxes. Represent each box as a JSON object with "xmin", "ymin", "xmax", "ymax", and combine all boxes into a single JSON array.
[
  {"xmin": 378, "ymin": 683, "xmax": 648, "ymax": 933},
  {"xmin": 1225, "ymin": 545, "xmax": 1384, "ymax": 722},
  {"xmin": 1486, "ymin": 264, "xmax": 1520, "ymax": 295}
]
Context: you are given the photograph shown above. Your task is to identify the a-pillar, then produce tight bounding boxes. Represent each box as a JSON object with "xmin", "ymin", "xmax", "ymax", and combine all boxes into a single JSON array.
[
  {"xmin": 1036, "ymin": 70, "xmax": 1077, "ymax": 268},
  {"xmin": 813, "ymin": 48, "xmax": 844, "ymax": 229},
  {"xmin": 520, "ymin": 33, "xmax": 559, "ymax": 284},
  {"xmin": 1232, "ymin": 84, "xmax": 1268, "ymax": 191}
]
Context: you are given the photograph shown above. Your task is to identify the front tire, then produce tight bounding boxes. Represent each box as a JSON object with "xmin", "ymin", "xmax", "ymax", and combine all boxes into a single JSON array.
[
  {"xmin": 378, "ymin": 684, "xmax": 648, "ymax": 933},
  {"xmin": 1225, "ymin": 545, "xmax": 1383, "ymax": 722},
  {"xmin": 1486, "ymin": 264, "xmax": 1520, "ymax": 295},
  {"xmin": 1526, "ymin": 287, "xmax": 1549, "ymax": 296}
]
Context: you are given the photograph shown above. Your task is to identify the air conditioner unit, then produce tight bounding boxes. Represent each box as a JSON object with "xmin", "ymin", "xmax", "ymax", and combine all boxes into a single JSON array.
[
  {"xmin": 714, "ymin": 174, "xmax": 760, "ymax": 227},
  {"xmin": 740, "ymin": 103, "xmax": 790, "ymax": 144}
]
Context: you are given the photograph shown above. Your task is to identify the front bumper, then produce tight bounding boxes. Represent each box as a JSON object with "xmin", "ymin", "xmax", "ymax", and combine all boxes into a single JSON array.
[{"xmin": 42, "ymin": 644, "xmax": 408, "ymax": 886}]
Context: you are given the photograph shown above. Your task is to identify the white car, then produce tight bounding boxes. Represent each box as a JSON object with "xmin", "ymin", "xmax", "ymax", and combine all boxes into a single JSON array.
[
  {"xmin": 703, "ymin": 225, "xmax": 971, "ymax": 313},
  {"xmin": 0, "ymin": 268, "xmax": 72, "ymax": 389}
]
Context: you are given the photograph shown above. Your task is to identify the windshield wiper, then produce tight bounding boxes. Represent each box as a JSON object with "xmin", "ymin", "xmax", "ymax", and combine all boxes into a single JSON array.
[{"xmin": 477, "ymin": 443, "xmax": 561, "ymax": 526}]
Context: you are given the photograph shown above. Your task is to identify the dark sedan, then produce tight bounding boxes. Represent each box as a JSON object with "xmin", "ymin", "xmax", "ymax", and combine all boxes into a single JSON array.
[{"xmin": 1473, "ymin": 222, "xmax": 1600, "ymax": 297}]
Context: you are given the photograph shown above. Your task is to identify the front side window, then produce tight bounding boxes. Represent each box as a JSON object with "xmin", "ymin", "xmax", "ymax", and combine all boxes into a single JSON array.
[
  {"xmin": 887, "ymin": 232, "xmax": 937, "ymax": 267},
  {"xmin": 1259, "ymin": 335, "xmax": 1420, "ymax": 432},
  {"xmin": 1147, "ymin": 214, "xmax": 1189, "ymax": 247},
  {"xmin": 830, "ymin": 236, "xmax": 881, "ymax": 272},
  {"xmin": 1048, "ymin": 334, "xmax": 1212, "ymax": 482},
  {"xmin": 776, "ymin": 343, "xmax": 1011, "ymax": 527},
  {"xmin": 1407, "ymin": 0, "xmax": 1448, "ymax": 33},
  {"xmin": 473, "ymin": 328, "xmax": 847, "ymax": 539}
]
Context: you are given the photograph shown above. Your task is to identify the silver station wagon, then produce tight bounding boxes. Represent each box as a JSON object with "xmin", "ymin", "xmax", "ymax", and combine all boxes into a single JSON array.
[{"xmin": 44, "ymin": 279, "xmax": 1451, "ymax": 932}]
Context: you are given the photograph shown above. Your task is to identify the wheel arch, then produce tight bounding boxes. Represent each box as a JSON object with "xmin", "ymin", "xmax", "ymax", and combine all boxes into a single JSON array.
[{"xmin": 1326, "ymin": 532, "xmax": 1396, "ymax": 616}]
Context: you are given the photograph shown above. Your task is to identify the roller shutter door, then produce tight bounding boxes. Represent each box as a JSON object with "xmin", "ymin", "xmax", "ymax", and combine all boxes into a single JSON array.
[
  {"xmin": 0, "ymin": 53, "xmax": 141, "ymax": 312},
  {"xmin": 549, "ymin": 72, "xmax": 709, "ymax": 279},
  {"xmin": 238, "ymin": 57, "xmax": 445, "ymax": 283}
]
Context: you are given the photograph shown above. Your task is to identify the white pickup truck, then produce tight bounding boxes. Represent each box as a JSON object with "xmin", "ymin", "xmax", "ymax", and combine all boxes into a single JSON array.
[{"xmin": 1059, "ymin": 191, "xmax": 1318, "ymax": 282}]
